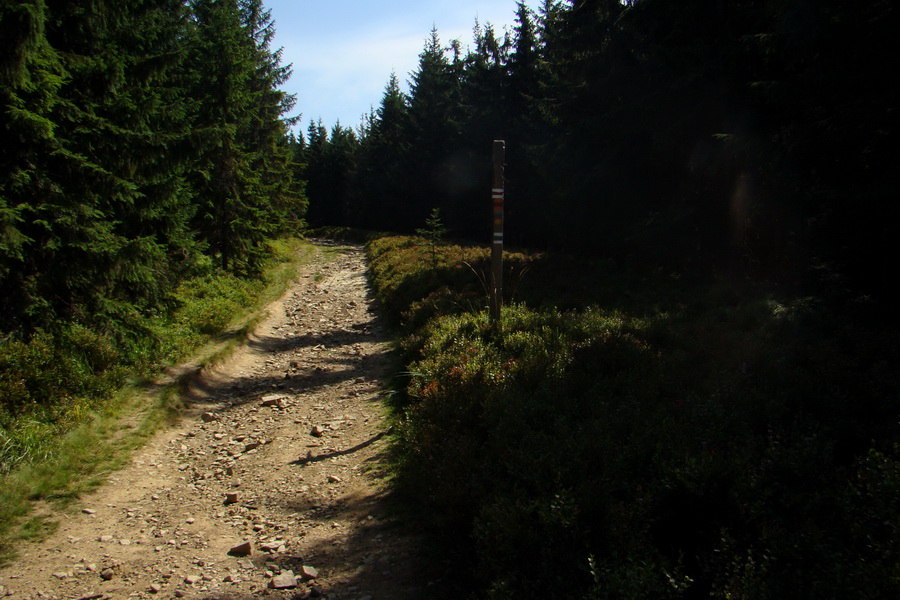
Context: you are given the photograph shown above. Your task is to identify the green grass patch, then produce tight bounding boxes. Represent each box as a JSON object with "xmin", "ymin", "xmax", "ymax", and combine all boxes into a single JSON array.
[
  {"xmin": 367, "ymin": 235, "xmax": 900, "ymax": 600},
  {"xmin": 0, "ymin": 236, "xmax": 321, "ymax": 563}
]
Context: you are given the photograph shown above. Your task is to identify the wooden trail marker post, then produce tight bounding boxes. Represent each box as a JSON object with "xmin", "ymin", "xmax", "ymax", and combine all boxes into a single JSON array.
[{"xmin": 490, "ymin": 140, "xmax": 506, "ymax": 322}]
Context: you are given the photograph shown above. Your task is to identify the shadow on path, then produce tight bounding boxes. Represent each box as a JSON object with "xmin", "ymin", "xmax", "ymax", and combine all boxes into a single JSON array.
[{"xmin": 291, "ymin": 427, "xmax": 394, "ymax": 466}]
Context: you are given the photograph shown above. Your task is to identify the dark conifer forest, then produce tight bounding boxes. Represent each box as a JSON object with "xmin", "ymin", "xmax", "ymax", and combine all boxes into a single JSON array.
[
  {"xmin": 302, "ymin": 0, "xmax": 897, "ymax": 307},
  {"xmin": 1, "ymin": 0, "xmax": 303, "ymax": 336}
]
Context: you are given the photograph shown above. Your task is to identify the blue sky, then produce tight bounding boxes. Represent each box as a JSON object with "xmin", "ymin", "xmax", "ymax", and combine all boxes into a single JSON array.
[{"xmin": 264, "ymin": 0, "xmax": 538, "ymax": 134}]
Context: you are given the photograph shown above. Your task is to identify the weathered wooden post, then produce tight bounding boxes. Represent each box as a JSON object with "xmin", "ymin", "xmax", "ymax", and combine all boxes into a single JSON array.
[{"xmin": 490, "ymin": 140, "xmax": 505, "ymax": 323}]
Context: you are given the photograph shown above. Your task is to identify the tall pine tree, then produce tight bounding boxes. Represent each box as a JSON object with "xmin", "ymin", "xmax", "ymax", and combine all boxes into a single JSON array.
[
  {"xmin": 1, "ymin": 0, "xmax": 197, "ymax": 334},
  {"xmin": 186, "ymin": 0, "xmax": 301, "ymax": 273},
  {"xmin": 403, "ymin": 27, "xmax": 464, "ymax": 233},
  {"xmin": 351, "ymin": 73, "xmax": 410, "ymax": 230}
]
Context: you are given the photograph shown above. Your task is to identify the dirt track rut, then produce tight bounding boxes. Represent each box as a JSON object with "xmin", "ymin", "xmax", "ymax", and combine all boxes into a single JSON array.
[{"xmin": 0, "ymin": 243, "xmax": 433, "ymax": 600}]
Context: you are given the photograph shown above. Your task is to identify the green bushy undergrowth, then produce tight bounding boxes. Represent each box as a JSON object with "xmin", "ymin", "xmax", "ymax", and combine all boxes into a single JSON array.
[
  {"xmin": 367, "ymin": 236, "xmax": 900, "ymax": 600},
  {"xmin": 366, "ymin": 235, "xmax": 541, "ymax": 329},
  {"xmin": 0, "ymin": 326, "xmax": 124, "ymax": 471}
]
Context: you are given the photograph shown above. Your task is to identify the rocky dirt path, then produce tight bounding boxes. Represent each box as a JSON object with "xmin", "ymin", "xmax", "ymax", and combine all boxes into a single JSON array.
[{"xmin": 0, "ymin": 243, "xmax": 436, "ymax": 600}]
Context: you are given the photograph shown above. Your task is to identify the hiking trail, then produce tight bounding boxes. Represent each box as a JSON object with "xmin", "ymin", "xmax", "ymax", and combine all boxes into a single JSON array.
[{"xmin": 0, "ymin": 243, "xmax": 436, "ymax": 600}]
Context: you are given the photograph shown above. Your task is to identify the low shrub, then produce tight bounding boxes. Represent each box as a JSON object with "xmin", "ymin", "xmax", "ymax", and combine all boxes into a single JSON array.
[
  {"xmin": 0, "ymin": 325, "xmax": 124, "ymax": 473},
  {"xmin": 368, "ymin": 235, "xmax": 900, "ymax": 600}
]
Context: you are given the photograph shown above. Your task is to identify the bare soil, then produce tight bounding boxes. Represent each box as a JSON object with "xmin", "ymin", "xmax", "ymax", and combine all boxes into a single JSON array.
[{"xmin": 0, "ymin": 243, "xmax": 441, "ymax": 600}]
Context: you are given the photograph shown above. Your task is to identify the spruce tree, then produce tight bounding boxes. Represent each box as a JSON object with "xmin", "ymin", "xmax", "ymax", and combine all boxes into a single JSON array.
[
  {"xmin": 1, "ymin": 0, "xmax": 197, "ymax": 334},
  {"xmin": 351, "ymin": 73, "xmax": 410, "ymax": 230},
  {"xmin": 453, "ymin": 21, "xmax": 510, "ymax": 240},
  {"xmin": 0, "ymin": 0, "xmax": 65, "ymax": 331},
  {"xmin": 404, "ymin": 27, "xmax": 463, "ymax": 232},
  {"xmin": 301, "ymin": 119, "xmax": 332, "ymax": 226},
  {"xmin": 504, "ymin": 1, "xmax": 550, "ymax": 247},
  {"xmin": 238, "ymin": 0, "xmax": 306, "ymax": 234},
  {"xmin": 186, "ymin": 0, "xmax": 300, "ymax": 272}
]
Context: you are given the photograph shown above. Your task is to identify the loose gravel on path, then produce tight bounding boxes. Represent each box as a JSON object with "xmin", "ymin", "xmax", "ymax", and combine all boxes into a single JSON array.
[{"xmin": 0, "ymin": 243, "xmax": 436, "ymax": 600}]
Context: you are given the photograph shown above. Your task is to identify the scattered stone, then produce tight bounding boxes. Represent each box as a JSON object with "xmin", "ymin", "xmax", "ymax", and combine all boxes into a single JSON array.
[
  {"xmin": 185, "ymin": 517, "xmax": 195, "ymax": 524},
  {"xmin": 269, "ymin": 570, "xmax": 297, "ymax": 589},
  {"xmin": 7, "ymin": 253, "xmax": 400, "ymax": 600},
  {"xmin": 228, "ymin": 541, "xmax": 253, "ymax": 557},
  {"xmin": 261, "ymin": 394, "xmax": 286, "ymax": 407},
  {"xmin": 51, "ymin": 572, "xmax": 68, "ymax": 579},
  {"xmin": 259, "ymin": 541, "xmax": 285, "ymax": 553},
  {"xmin": 81, "ymin": 508, "xmax": 96, "ymax": 515}
]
